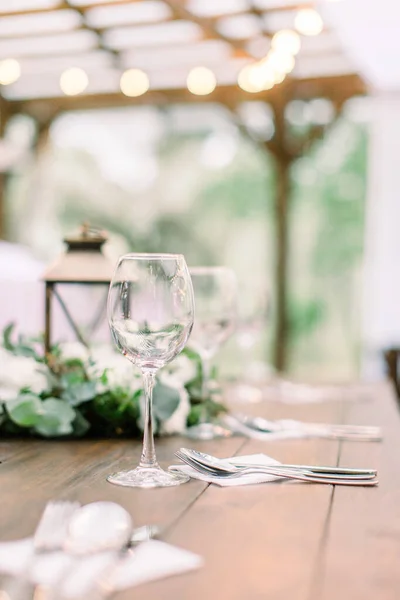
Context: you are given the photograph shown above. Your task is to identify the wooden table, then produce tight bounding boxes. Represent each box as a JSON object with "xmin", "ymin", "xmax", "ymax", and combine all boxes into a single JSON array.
[{"xmin": 1, "ymin": 382, "xmax": 399, "ymax": 600}]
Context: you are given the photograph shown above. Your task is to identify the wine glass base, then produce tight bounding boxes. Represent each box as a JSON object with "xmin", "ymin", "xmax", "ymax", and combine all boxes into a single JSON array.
[{"xmin": 107, "ymin": 465, "xmax": 190, "ymax": 488}]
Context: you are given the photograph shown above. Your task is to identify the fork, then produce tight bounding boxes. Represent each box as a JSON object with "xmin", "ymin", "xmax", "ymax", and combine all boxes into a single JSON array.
[
  {"xmin": 179, "ymin": 447, "xmax": 377, "ymax": 476},
  {"xmin": 174, "ymin": 451, "xmax": 379, "ymax": 486},
  {"xmin": 32, "ymin": 501, "xmax": 81, "ymax": 553},
  {"xmin": 1, "ymin": 501, "xmax": 80, "ymax": 599},
  {"xmin": 232, "ymin": 414, "xmax": 382, "ymax": 441}
]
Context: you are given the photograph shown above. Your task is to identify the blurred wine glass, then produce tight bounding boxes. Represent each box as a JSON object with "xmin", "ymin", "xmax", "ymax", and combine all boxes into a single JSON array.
[
  {"xmin": 234, "ymin": 288, "xmax": 271, "ymax": 403},
  {"xmin": 189, "ymin": 266, "xmax": 237, "ymax": 402}
]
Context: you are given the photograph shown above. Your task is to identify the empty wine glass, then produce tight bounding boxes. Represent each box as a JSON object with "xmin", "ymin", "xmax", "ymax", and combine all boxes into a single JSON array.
[
  {"xmin": 189, "ymin": 267, "xmax": 237, "ymax": 402},
  {"xmin": 234, "ymin": 289, "xmax": 270, "ymax": 403},
  {"xmin": 107, "ymin": 253, "xmax": 195, "ymax": 488}
]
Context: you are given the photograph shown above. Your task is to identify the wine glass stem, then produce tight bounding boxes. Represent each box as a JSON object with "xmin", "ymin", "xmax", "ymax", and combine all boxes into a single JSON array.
[
  {"xmin": 139, "ymin": 369, "xmax": 158, "ymax": 469},
  {"xmin": 202, "ymin": 356, "xmax": 212, "ymax": 400}
]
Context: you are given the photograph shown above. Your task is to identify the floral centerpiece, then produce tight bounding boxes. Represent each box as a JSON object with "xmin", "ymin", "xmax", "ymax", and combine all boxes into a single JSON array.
[{"xmin": 0, "ymin": 324, "xmax": 226, "ymax": 439}]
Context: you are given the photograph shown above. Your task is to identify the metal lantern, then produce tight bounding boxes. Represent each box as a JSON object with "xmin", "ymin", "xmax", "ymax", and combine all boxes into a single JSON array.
[{"xmin": 42, "ymin": 224, "xmax": 115, "ymax": 352}]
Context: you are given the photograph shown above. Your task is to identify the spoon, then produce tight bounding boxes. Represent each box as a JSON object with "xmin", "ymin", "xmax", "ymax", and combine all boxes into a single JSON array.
[
  {"xmin": 129, "ymin": 524, "xmax": 161, "ymax": 546},
  {"xmin": 178, "ymin": 448, "xmax": 377, "ymax": 477},
  {"xmin": 65, "ymin": 502, "xmax": 133, "ymax": 555},
  {"xmin": 184, "ymin": 423, "xmax": 233, "ymax": 440}
]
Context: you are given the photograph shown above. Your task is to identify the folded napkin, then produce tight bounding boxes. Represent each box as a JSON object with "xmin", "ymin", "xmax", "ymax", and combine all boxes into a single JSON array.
[
  {"xmin": 0, "ymin": 537, "xmax": 203, "ymax": 598},
  {"xmin": 220, "ymin": 415, "xmax": 382, "ymax": 442},
  {"xmin": 170, "ymin": 453, "xmax": 284, "ymax": 487},
  {"xmin": 221, "ymin": 414, "xmax": 310, "ymax": 441}
]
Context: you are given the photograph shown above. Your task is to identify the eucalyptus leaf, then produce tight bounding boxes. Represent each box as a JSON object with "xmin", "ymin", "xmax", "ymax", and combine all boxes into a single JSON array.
[
  {"xmin": 34, "ymin": 398, "xmax": 76, "ymax": 437},
  {"xmin": 152, "ymin": 382, "xmax": 181, "ymax": 421},
  {"xmin": 7, "ymin": 394, "xmax": 42, "ymax": 427},
  {"xmin": 3, "ymin": 323, "xmax": 15, "ymax": 351},
  {"xmin": 71, "ymin": 411, "xmax": 90, "ymax": 437},
  {"xmin": 62, "ymin": 382, "xmax": 97, "ymax": 406}
]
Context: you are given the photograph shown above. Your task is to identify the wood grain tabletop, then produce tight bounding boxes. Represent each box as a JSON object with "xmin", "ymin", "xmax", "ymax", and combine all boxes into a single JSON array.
[{"xmin": 0, "ymin": 382, "xmax": 398, "ymax": 600}]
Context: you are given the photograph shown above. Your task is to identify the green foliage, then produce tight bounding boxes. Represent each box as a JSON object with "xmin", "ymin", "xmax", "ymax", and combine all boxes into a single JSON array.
[
  {"xmin": 34, "ymin": 398, "xmax": 76, "ymax": 437},
  {"xmin": 3, "ymin": 323, "xmax": 44, "ymax": 361},
  {"xmin": 152, "ymin": 382, "xmax": 181, "ymax": 421},
  {"xmin": 0, "ymin": 325, "xmax": 226, "ymax": 439},
  {"xmin": 61, "ymin": 381, "xmax": 97, "ymax": 406},
  {"xmin": 80, "ymin": 388, "xmax": 141, "ymax": 438},
  {"xmin": 6, "ymin": 394, "xmax": 42, "ymax": 427},
  {"xmin": 199, "ymin": 171, "xmax": 272, "ymax": 219},
  {"xmin": 288, "ymin": 298, "xmax": 325, "ymax": 339}
]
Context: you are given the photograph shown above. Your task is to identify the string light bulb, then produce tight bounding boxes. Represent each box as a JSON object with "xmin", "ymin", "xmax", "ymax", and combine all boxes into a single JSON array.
[
  {"xmin": 255, "ymin": 60, "xmax": 278, "ymax": 89},
  {"xmin": 187, "ymin": 66, "xmax": 216, "ymax": 96},
  {"xmin": 267, "ymin": 51, "xmax": 295, "ymax": 74},
  {"xmin": 271, "ymin": 30, "xmax": 301, "ymax": 55},
  {"xmin": 60, "ymin": 67, "xmax": 88, "ymax": 96},
  {"xmin": 237, "ymin": 62, "xmax": 277, "ymax": 93},
  {"xmin": 0, "ymin": 59, "xmax": 21, "ymax": 85},
  {"xmin": 238, "ymin": 64, "xmax": 263, "ymax": 93},
  {"xmin": 120, "ymin": 68, "xmax": 149, "ymax": 97},
  {"xmin": 295, "ymin": 9, "xmax": 324, "ymax": 36}
]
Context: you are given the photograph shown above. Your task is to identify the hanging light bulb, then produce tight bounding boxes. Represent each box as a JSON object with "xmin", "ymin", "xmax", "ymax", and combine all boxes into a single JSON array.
[
  {"xmin": 187, "ymin": 66, "xmax": 216, "ymax": 96},
  {"xmin": 295, "ymin": 9, "xmax": 324, "ymax": 36},
  {"xmin": 238, "ymin": 62, "xmax": 276, "ymax": 93},
  {"xmin": 238, "ymin": 64, "xmax": 263, "ymax": 93},
  {"xmin": 60, "ymin": 67, "xmax": 88, "ymax": 96},
  {"xmin": 120, "ymin": 68, "xmax": 149, "ymax": 97},
  {"xmin": 267, "ymin": 51, "xmax": 295, "ymax": 75},
  {"xmin": 0, "ymin": 59, "xmax": 21, "ymax": 85},
  {"xmin": 256, "ymin": 59, "xmax": 279, "ymax": 89},
  {"xmin": 273, "ymin": 71, "xmax": 286, "ymax": 84},
  {"xmin": 271, "ymin": 30, "xmax": 301, "ymax": 55}
]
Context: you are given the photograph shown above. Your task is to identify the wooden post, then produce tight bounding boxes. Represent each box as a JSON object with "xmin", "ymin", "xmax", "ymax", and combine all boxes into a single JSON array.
[
  {"xmin": 264, "ymin": 93, "xmax": 338, "ymax": 372},
  {"xmin": 273, "ymin": 156, "xmax": 291, "ymax": 372},
  {"xmin": 264, "ymin": 96, "xmax": 293, "ymax": 373},
  {"xmin": 44, "ymin": 282, "xmax": 53, "ymax": 354},
  {"xmin": 0, "ymin": 95, "xmax": 11, "ymax": 240}
]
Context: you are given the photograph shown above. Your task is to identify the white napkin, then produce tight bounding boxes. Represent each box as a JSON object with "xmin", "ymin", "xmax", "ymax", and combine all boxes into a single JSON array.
[
  {"xmin": 221, "ymin": 414, "xmax": 310, "ymax": 441},
  {"xmin": 0, "ymin": 537, "xmax": 203, "ymax": 598},
  {"xmin": 220, "ymin": 414, "xmax": 382, "ymax": 442},
  {"xmin": 170, "ymin": 453, "xmax": 284, "ymax": 487}
]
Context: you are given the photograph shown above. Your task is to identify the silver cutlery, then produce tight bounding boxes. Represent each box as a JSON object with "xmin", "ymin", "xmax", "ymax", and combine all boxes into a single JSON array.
[
  {"xmin": 1, "ymin": 500, "xmax": 160, "ymax": 600},
  {"xmin": 175, "ymin": 450, "xmax": 376, "ymax": 483},
  {"xmin": 231, "ymin": 414, "xmax": 382, "ymax": 441},
  {"xmin": 184, "ymin": 423, "xmax": 233, "ymax": 440},
  {"xmin": 175, "ymin": 449, "xmax": 379, "ymax": 486},
  {"xmin": 129, "ymin": 524, "xmax": 161, "ymax": 546},
  {"xmin": 179, "ymin": 448, "xmax": 377, "ymax": 476},
  {"xmin": 30, "ymin": 500, "xmax": 82, "ymax": 553},
  {"xmin": 64, "ymin": 501, "xmax": 133, "ymax": 555},
  {"xmin": 54, "ymin": 525, "xmax": 162, "ymax": 600},
  {"xmin": 0, "ymin": 500, "xmax": 80, "ymax": 599}
]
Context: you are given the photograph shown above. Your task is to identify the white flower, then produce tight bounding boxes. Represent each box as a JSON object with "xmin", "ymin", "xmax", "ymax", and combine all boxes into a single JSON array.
[
  {"xmin": 0, "ymin": 348, "xmax": 50, "ymax": 401},
  {"xmin": 159, "ymin": 386, "xmax": 190, "ymax": 435},
  {"xmin": 59, "ymin": 342, "xmax": 90, "ymax": 362},
  {"xmin": 162, "ymin": 354, "xmax": 197, "ymax": 385},
  {"xmin": 89, "ymin": 346, "xmax": 142, "ymax": 394}
]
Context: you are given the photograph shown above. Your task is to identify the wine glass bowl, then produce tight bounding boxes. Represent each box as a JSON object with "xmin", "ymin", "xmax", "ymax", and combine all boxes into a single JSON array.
[
  {"xmin": 107, "ymin": 253, "xmax": 194, "ymax": 488},
  {"xmin": 189, "ymin": 266, "xmax": 237, "ymax": 398}
]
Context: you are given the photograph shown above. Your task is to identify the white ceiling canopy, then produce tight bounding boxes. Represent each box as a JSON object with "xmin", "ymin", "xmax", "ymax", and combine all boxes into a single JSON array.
[{"xmin": 320, "ymin": 0, "xmax": 400, "ymax": 90}]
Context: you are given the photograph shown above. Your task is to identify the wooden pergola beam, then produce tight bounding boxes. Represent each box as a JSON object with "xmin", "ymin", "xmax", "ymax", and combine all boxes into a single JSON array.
[
  {"xmin": 62, "ymin": 0, "xmax": 120, "ymax": 62},
  {"xmin": 0, "ymin": 2, "xmax": 313, "ymax": 20},
  {"xmin": 10, "ymin": 74, "xmax": 366, "ymax": 118},
  {"xmin": 162, "ymin": 0, "xmax": 253, "ymax": 58}
]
